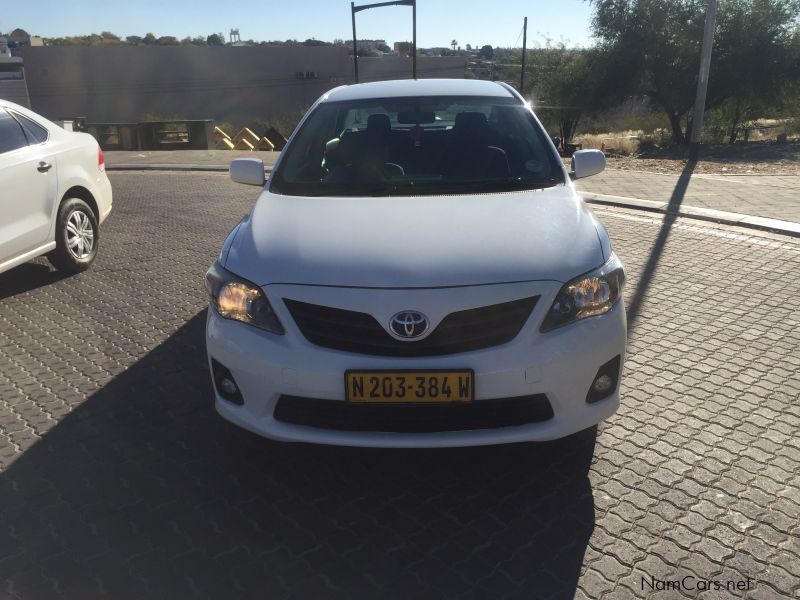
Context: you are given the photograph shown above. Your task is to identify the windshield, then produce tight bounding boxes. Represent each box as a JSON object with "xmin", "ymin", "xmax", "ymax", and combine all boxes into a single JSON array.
[{"xmin": 271, "ymin": 95, "xmax": 564, "ymax": 197}]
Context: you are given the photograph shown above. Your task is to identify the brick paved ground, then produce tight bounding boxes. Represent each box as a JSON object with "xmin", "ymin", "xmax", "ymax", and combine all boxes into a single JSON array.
[
  {"xmin": 0, "ymin": 172, "xmax": 798, "ymax": 599},
  {"xmin": 103, "ymin": 152, "xmax": 799, "ymax": 224},
  {"xmin": 575, "ymin": 169, "xmax": 800, "ymax": 223}
]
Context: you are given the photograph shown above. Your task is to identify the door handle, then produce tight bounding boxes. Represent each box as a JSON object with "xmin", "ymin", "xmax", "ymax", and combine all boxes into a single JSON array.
[{"xmin": 37, "ymin": 161, "xmax": 52, "ymax": 173}]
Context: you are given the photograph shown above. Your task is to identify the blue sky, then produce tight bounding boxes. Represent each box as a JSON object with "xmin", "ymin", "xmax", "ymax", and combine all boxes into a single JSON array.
[{"xmin": 6, "ymin": 0, "xmax": 597, "ymax": 48}]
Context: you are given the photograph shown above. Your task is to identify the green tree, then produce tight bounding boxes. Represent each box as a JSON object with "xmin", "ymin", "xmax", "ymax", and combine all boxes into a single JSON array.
[
  {"xmin": 588, "ymin": 0, "xmax": 800, "ymax": 144},
  {"xmin": 180, "ymin": 36, "xmax": 207, "ymax": 45},
  {"xmin": 709, "ymin": 0, "xmax": 800, "ymax": 141},
  {"xmin": 536, "ymin": 48, "xmax": 618, "ymax": 151},
  {"xmin": 589, "ymin": 0, "xmax": 707, "ymax": 144},
  {"xmin": 478, "ymin": 44, "xmax": 494, "ymax": 60},
  {"xmin": 126, "ymin": 35, "xmax": 143, "ymax": 45},
  {"xmin": 143, "ymin": 32, "xmax": 157, "ymax": 45},
  {"xmin": 206, "ymin": 33, "xmax": 224, "ymax": 46},
  {"xmin": 99, "ymin": 31, "xmax": 121, "ymax": 45},
  {"xmin": 156, "ymin": 36, "xmax": 179, "ymax": 45}
]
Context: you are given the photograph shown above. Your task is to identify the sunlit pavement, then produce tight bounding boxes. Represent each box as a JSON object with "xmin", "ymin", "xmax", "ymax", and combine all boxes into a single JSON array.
[
  {"xmin": 575, "ymin": 170, "xmax": 800, "ymax": 224},
  {"xmin": 0, "ymin": 172, "xmax": 798, "ymax": 599}
]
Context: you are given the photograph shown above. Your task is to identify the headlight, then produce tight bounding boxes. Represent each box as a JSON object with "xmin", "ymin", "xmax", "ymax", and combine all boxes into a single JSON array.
[
  {"xmin": 205, "ymin": 260, "xmax": 284, "ymax": 334},
  {"xmin": 540, "ymin": 254, "xmax": 625, "ymax": 332}
]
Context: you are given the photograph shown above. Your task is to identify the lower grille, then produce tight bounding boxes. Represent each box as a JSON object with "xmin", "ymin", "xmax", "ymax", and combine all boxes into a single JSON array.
[
  {"xmin": 273, "ymin": 394, "xmax": 553, "ymax": 433},
  {"xmin": 284, "ymin": 296, "xmax": 539, "ymax": 357}
]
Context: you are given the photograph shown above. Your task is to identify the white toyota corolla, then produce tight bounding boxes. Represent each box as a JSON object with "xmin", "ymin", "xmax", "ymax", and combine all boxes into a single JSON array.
[
  {"xmin": 206, "ymin": 79, "xmax": 626, "ymax": 447},
  {"xmin": 0, "ymin": 100, "xmax": 112, "ymax": 275}
]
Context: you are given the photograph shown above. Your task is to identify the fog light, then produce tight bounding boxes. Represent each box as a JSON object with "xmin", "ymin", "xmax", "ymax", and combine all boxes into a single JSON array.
[
  {"xmin": 586, "ymin": 355, "xmax": 621, "ymax": 404},
  {"xmin": 220, "ymin": 378, "xmax": 238, "ymax": 395},
  {"xmin": 593, "ymin": 375, "xmax": 613, "ymax": 393},
  {"xmin": 211, "ymin": 359, "xmax": 244, "ymax": 405}
]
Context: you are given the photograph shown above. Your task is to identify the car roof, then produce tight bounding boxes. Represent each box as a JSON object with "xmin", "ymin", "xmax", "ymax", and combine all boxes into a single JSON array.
[
  {"xmin": 0, "ymin": 99, "xmax": 38, "ymax": 116},
  {"xmin": 0, "ymin": 98, "xmax": 23, "ymax": 110},
  {"xmin": 0, "ymin": 99, "xmax": 59, "ymax": 132},
  {"xmin": 323, "ymin": 78, "xmax": 519, "ymax": 103}
]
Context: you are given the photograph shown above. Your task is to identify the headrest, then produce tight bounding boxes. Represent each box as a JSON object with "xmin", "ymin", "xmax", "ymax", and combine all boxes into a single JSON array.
[
  {"xmin": 454, "ymin": 111, "xmax": 488, "ymax": 132},
  {"xmin": 367, "ymin": 113, "xmax": 391, "ymax": 135},
  {"xmin": 335, "ymin": 132, "xmax": 360, "ymax": 162}
]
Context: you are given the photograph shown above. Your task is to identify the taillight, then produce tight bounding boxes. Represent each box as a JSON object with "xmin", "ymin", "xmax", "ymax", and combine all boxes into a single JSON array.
[{"xmin": 98, "ymin": 146, "xmax": 105, "ymax": 172}]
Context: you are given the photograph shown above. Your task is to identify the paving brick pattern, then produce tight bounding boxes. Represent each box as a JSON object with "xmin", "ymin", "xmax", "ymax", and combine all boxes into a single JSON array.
[
  {"xmin": 0, "ymin": 172, "xmax": 798, "ymax": 599},
  {"xmin": 576, "ymin": 170, "xmax": 800, "ymax": 223}
]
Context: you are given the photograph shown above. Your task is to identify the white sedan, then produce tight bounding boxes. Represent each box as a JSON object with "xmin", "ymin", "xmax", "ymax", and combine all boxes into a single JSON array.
[
  {"xmin": 0, "ymin": 99, "xmax": 112, "ymax": 275},
  {"xmin": 206, "ymin": 79, "xmax": 626, "ymax": 448}
]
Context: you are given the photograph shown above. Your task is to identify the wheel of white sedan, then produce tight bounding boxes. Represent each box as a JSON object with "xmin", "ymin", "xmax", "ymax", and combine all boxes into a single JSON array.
[{"xmin": 47, "ymin": 198, "xmax": 99, "ymax": 273}]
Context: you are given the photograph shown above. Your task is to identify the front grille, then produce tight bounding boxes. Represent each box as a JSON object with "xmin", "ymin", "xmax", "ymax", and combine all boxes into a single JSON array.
[
  {"xmin": 273, "ymin": 395, "xmax": 553, "ymax": 433},
  {"xmin": 283, "ymin": 296, "xmax": 539, "ymax": 356}
]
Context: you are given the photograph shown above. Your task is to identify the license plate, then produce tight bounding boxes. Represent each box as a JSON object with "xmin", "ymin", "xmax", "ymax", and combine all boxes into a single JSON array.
[{"xmin": 345, "ymin": 370, "xmax": 474, "ymax": 404}]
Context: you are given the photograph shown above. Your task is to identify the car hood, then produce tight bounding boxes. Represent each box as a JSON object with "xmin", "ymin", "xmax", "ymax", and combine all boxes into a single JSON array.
[{"xmin": 224, "ymin": 185, "xmax": 605, "ymax": 288}]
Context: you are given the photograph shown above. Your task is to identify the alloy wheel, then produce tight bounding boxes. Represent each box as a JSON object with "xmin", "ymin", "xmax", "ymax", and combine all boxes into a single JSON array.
[{"xmin": 65, "ymin": 209, "xmax": 95, "ymax": 259}]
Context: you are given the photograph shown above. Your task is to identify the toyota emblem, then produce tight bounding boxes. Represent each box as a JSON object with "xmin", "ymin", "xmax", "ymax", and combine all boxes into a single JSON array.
[{"xmin": 389, "ymin": 311, "xmax": 429, "ymax": 339}]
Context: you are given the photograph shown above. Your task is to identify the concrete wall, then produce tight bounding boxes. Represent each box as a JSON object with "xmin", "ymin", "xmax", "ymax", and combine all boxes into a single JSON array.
[
  {"xmin": 19, "ymin": 46, "xmax": 466, "ymax": 125},
  {"xmin": 0, "ymin": 71, "xmax": 31, "ymax": 107},
  {"xmin": 357, "ymin": 55, "xmax": 466, "ymax": 83},
  {"xmin": 20, "ymin": 45, "xmax": 351, "ymax": 124}
]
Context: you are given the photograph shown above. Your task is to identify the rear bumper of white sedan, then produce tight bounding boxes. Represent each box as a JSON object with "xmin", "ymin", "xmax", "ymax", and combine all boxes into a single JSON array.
[
  {"xmin": 205, "ymin": 286, "xmax": 626, "ymax": 448},
  {"xmin": 94, "ymin": 173, "xmax": 113, "ymax": 223}
]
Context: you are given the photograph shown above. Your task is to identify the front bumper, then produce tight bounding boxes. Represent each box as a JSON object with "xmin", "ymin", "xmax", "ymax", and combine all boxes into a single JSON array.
[{"xmin": 205, "ymin": 282, "xmax": 626, "ymax": 448}]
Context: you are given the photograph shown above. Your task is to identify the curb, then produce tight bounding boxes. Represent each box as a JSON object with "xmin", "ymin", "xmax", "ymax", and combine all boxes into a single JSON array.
[
  {"xmin": 107, "ymin": 164, "xmax": 238, "ymax": 172},
  {"xmin": 107, "ymin": 164, "xmax": 275, "ymax": 173},
  {"xmin": 582, "ymin": 193, "xmax": 800, "ymax": 238}
]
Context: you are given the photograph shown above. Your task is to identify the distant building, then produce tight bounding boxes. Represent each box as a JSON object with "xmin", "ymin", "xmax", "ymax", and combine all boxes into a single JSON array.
[
  {"xmin": 356, "ymin": 39, "xmax": 387, "ymax": 53},
  {"xmin": 0, "ymin": 37, "xmax": 30, "ymax": 107}
]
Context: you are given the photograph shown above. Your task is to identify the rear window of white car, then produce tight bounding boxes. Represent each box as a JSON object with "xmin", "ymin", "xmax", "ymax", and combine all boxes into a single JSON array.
[
  {"xmin": 12, "ymin": 112, "xmax": 49, "ymax": 144},
  {"xmin": 272, "ymin": 95, "xmax": 563, "ymax": 197},
  {"xmin": 0, "ymin": 110, "xmax": 29, "ymax": 154}
]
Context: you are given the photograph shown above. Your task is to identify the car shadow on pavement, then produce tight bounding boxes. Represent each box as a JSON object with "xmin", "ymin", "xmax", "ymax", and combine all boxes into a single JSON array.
[
  {"xmin": 0, "ymin": 310, "xmax": 596, "ymax": 600},
  {"xmin": 626, "ymin": 159, "xmax": 696, "ymax": 331},
  {"xmin": 0, "ymin": 262, "xmax": 72, "ymax": 301}
]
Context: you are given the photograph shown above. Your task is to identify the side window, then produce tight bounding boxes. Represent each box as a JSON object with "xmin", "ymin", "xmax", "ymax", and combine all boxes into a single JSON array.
[
  {"xmin": 11, "ymin": 112, "xmax": 49, "ymax": 144},
  {"xmin": 0, "ymin": 109, "xmax": 29, "ymax": 154}
]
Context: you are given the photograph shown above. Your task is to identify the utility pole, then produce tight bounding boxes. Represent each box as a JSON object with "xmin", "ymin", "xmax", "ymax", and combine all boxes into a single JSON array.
[
  {"xmin": 520, "ymin": 17, "xmax": 527, "ymax": 92},
  {"xmin": 412, "ymin": 0, "xmax": 417, "ymax": 79},
  {"xmin": 351, "ymin": 0, "xmax": 416, "ymax": 84},
  {"xmin": 351, "ymin": 2, "xmax": 359, "ymax": 83},
  {"xmin": 689, "ymin": 0, "xmax": 717, "ymax": 162}
]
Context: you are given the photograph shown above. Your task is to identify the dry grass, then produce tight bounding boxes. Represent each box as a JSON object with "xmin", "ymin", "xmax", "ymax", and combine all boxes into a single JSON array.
[
  {"xmin": 576, "ymin": 118, "xmax": 800, "ymax": 156},
  {"xmin": 574, "ymin": 130, "xmax": 643, "ymax": 155}
]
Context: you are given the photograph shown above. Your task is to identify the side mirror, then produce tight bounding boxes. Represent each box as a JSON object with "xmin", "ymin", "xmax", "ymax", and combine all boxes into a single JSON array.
[
  {"xmin": 230, "ymin": 158, "xmax": 266, "ymax": 186},
  {"xmin": 571, "ymin": 149, "xmax": 605, "ymax": 179}
]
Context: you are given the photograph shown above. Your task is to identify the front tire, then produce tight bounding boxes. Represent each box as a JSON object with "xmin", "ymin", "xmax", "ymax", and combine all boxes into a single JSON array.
[{"xmin": 47, "ymin": 198, "xmax": 99, "ymax": 273}]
